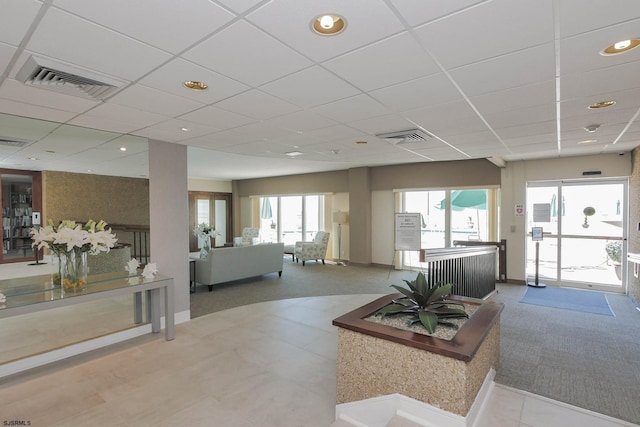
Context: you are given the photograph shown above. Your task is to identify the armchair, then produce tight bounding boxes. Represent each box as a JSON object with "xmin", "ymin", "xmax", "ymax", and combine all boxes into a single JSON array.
[
  {"xmin": 294, "ymin": 231, "xmax": 330, "ymax": 266},
  {"xmin": 235, "ymin": 227, "xmax": 260, "ymax": 246}
]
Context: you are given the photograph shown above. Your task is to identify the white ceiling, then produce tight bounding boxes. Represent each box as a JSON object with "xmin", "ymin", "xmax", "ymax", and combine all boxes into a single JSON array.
[{"xmin": 0, "ymin": 0, "xmax": 639, "ymax": 180}]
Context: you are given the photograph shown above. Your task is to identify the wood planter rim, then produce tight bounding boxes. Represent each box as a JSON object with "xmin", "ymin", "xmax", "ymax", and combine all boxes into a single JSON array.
[{"xmin": 332, "ymin": 294, "xmax": 503, "ymax": 362}]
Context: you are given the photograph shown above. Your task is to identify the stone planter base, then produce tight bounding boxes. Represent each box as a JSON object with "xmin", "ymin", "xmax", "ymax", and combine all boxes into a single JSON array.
[{"xmin": 333, "ymin": 294, "xmax": 503, "ymax": 417}]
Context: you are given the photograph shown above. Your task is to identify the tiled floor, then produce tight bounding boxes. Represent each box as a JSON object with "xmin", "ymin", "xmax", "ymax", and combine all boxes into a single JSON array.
[{"xmin": 0, "ymin": 262, "xmax": 637, "ymax": 426}]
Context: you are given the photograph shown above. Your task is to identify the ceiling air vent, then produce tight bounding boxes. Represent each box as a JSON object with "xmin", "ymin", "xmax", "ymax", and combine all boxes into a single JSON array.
[
  {"xmin": 376, "ymin": 129, "xmax": 433, "ymax": 145},
  {"xmin": 0, "ymin": 137, "xmax": 30, "ymax": 148},
  {"xmin": 16, "ymin": 56, "xmax": 124, "ymax": 100}
]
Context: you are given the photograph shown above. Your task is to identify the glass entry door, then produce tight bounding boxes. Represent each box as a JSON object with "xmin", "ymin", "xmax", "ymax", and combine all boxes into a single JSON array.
[{"xmin": 526, "ymin": 179, "xmax": 626, "ymax": 292}]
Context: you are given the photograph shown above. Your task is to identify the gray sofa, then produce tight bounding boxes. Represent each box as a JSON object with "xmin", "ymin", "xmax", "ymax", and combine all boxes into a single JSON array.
[{"xmin": 194, "ymin": 242, "xmax": 284, "ymax": 291}]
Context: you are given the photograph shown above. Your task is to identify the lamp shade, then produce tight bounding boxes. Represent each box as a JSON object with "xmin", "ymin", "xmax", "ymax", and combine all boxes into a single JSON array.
[{"xmin": 333, "ymin": 211, "xmax": 348, "ymax": 224}]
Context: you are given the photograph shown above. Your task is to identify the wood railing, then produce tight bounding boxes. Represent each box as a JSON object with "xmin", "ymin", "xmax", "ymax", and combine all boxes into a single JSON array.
[{"xmin": 419, "ymin": 246, "xmax": 498, "ymax": 299}]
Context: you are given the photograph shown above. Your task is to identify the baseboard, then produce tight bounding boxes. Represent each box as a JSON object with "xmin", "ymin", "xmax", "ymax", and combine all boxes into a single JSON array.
[{"xmin": 334, "ymin": 369, "xmax": 496, "ymax": 427}]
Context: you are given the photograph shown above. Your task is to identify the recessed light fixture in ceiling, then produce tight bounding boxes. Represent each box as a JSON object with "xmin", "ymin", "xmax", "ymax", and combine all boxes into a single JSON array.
[
  {"xmin": 584, "ymin": 124, "xmax": 600, "ymax": 133},
  {"xmin": 578, "ymin": 139, "xmax": 597, "ymax": 145},
  {"xmin": 285, "ymin": 151, "xmax": 303, "ymax": 157},
  {"xmin": 311, "ymin": 14, "xmax": 346, "ymax": 36},
  {"xmin": 181, "ymin": 127, "xmax": 191, "ymax": 132},
  {"xmin": 355, "ymin": 141, "xmax": 368, "ymax": 145},
  {"xmin": 588, "ymin": 100, "xmax": 616, "ymax": 109},
  {"xmin": 183, "ymin": 80, "xmax": 208, "ymax": 91},
  {"xmin": 28, "ymin": 157, "xmax": 38, "ymax": 161},
  {"xmin": 119, "ymin": 147, "xmax": 127, "ymax": 152},
  {"xmin": 600, "ymin": 39, "xmax": 640, "ymax": 55}
]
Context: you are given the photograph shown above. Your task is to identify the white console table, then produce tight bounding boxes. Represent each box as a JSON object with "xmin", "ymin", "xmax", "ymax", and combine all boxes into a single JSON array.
[{"xmin": 0, "ymin": 272, "xmax": 174, "ymax": 377}]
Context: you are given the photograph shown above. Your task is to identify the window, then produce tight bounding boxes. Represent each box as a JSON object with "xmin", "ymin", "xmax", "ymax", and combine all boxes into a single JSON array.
[
  {"xmin": 402, "ymin": 188, "xmax": 497, "ymax": 268},
  {"xmin": 258, "ymin": 195, "xmax": 324, "ymax": 244}
]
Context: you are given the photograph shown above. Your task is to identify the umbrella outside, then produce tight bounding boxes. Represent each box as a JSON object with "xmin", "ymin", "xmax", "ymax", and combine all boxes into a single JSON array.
[
  {"xmin": 438, "ymin": 190, "xmax": 487, "ymax": 210},
  {"xmin": 261, "ymin": 198, "xmax": 273, "ymax": 219}
]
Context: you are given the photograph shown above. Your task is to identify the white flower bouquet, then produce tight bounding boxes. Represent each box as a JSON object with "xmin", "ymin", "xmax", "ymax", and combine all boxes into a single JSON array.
[{"xmin": 31, "ymin": 219, "xmax": 118, "ymax": 256}]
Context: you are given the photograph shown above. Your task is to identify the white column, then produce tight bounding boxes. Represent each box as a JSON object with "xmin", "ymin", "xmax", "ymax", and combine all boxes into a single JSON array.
[{"xmin": 148, "ymin": 140, "xmax": 190, "ymax": 320}]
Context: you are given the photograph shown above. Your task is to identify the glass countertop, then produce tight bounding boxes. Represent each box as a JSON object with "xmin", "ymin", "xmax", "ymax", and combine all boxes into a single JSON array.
[{"xmin": 0, "ymin": 271, "xmax": 165, "ymax": 311}]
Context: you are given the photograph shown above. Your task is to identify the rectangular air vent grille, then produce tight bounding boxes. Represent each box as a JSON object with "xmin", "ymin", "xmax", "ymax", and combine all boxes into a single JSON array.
[
  {"xmin": 376, "ymin": 129, "xmax": 433, "ymax": 145},
  {"xmin": 16, "ymin": 56, "xmax": 124, "ymax": 100},
  {"xmin": 0, "ymin": 138, "xmax": 29, "ymax": 148}
]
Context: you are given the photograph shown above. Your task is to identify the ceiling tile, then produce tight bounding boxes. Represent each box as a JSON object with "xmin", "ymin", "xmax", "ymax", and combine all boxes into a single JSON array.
[
  {"xmin": 471, "ymin": 80, "xmax": 556, "ymax": 115},
  {"xmin": 312, "ymin": 94, "xmax": 390, "ymax": 123},
  {"xmin": 215, "ymin": 0, "xmax": 264, "ymax": 15},
  {"xmin": 389, "ymin": 0, "xmax": 487, "ymax": 27},
  {"xmin": 268, "ymin": 110, "xmax": 339, "ymax": 132},
  {"xmin": 560, "ymin": 60, "xmax": 640, "ymax": 101},
  {"xmin": 323, "ymin": 32, "xmax": 440, "ymax": 91},
  {"xmin": 0, "ymin": 0, "xmax": 42, "ymax": 46},
  {"xmin": 449, "ymin": 43, "xmax": 556, "ymax": 97},
  {"xmin": 369, "ymin": 73, "xmax": 462, "ymax": 112},
  {"xmin": 485, "ymin": 104, "xmax": 557, "ymax": 130},
  {"xmin": 183, "ymin": 20, "xmax": 312, "ymax": 87},
  {"xmin": 108, "ymin": 84, "xmax": 205, "ymax": 117},
  {"xmin": 0, "ymin": 113, "xmax": 60, "ymax": 142},
  {"xmin": 71, "ymin": 102, "xmax": 168, "ymax": 131},
  {"xmin": 26, "ymin": 8, "xmax": 171, "ymax": 81},
  {"xmin": 0, "ymin": 78, "xmax": 100, "ymax": 113},
  {"xmin": 139, "ymin": 58, "xmax": 249, "ymax": 103},
  {"xmin": 403, "ymin": 101, "xmax": 488, "ymax": 136},
  {"xmin": 53, "ymin": 0, "xmax": 235, "ymax": 54},
  {"xmin": 179, "ymin": 106, "xmax": 256, "ymax": 129},
  {"xmin": 0, "ymin": 42, "xmax": 17, "ymax": 77},
  {"xmin": 559, "ymin": 19, "xmax": 640, "ymax": 76},
  {"xmin": 414, "ymin": 0, "xmax": 555, "ymax": 69},
  {"xmin": 0, "ymin": 99, "xmax": 77, "ymax": 124},
  {"xmin": 214, "ymin": 90, "xmax": 299, "ymax": 120},
  {"xmin": 135, "ymin": 119, "xmax": 219, "ymax": 143},
  {"xmin": 246, "ymin": 0, "xmax": 406, "ymax": 62},
  {"xmin": 260, "ymin": 66, "xmax": 361, "ymax": 108},
  {"xmin": 557, "ymin": 0, "xmax": 640, "ymax": 38}
]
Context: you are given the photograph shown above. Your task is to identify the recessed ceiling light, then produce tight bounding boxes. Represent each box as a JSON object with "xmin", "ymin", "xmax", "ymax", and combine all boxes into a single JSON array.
[
  {"xmin": 355, "ymin": 141, "xmax": 368, "ymax": 145},
  {"xmin": 87, "ymin": 169, "xmax": 92, "ymax": 172},
  {"xmin": 285, "ymin": 151, "xmax": 303, "ymax": 157},
  {"xmin": 311, "ymin": 14, "xmax": 346, "ymax": 36},
  {"xmin": 119, "ymin": 147, "xmax": 127, "ymax": 152},
  {"xmin": 600, "ymin": 38, "xmax": 640, "ymax": 55},
  {"xmin": 578, "ymin": 139, "xmax": 597, "ymax": 145},
  {"xmin": 45, "ymin": 150, "xmax": 56, "ymax": 153},
  {"xmin": 183, "ymin": 80, "xmax": 208, "ymax": 91},
  {"xmin": 588, "ymin": 100, "xmax": 616, "ymax": 109},
  {"xmin": 584, "ymin": 124, "xmax": 600, "ymax": 133},
  {"xmin": 181, "ymin": 127, "xmax": 191, "ymax": 132},
  {"xmin": 27, "ymin": 157, "xmax": 38, "ymax": 161}
]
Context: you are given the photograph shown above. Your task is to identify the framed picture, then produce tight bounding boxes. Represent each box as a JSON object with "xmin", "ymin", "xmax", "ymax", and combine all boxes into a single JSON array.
[{"xmin": 532, "ymin": 226, "xmax": 543, "ymax": 241}]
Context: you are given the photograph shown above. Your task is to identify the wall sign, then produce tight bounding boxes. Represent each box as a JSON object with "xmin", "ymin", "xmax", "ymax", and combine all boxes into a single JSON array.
[
  {"xmin": 515, "ymin": 204, "xmax": 524, "ymax": 216},
  {"xmin": 395, "ymin": 213, "xmax": 421, "ymax": 251}
]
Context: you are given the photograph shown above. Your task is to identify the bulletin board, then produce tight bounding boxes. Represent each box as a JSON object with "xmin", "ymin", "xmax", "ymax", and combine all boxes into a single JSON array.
[{"xmin": 395, "ymin": 213, "xmax": 421, "ymax": 251}]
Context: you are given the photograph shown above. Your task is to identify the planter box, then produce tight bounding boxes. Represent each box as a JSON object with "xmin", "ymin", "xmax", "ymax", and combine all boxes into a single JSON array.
[{"xmin": 332, "ymin": 294, "xmax": 503, "ymax": 417}]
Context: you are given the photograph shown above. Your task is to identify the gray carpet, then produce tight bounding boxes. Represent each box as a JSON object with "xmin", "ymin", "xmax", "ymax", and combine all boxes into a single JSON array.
[
  {"xmin": 190, "ymin": 257, "xmax": 640, "ymax": 424},
  {"xmin": 491, "ymin": 284, "xmax": 640, "ymax": 425},
  {"xmin": 190, "ymin": 259, "xmax": 415, "ymax": 317}
]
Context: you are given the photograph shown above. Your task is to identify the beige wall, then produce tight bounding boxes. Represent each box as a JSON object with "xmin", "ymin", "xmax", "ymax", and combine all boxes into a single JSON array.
[
  {"xmin": 370, "ymin": 159, "xmax": 501, "ymax": 190},
  {"xmin": 187, "ymin": 178, "xmax": 232, "ymax": 193},
  {"xmin": 234, "ymin": 160, "xmax": 502, "ymax": 264}
]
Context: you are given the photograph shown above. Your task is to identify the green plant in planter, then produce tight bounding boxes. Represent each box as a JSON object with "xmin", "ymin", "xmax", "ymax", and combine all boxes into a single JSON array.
[
  {"xmin": 606, "ymin": 240, "xmax": 622, "ymax": 264},
  {"xmin": 375, "ymin": 272, "xmax": 468, "ymax": 334}
]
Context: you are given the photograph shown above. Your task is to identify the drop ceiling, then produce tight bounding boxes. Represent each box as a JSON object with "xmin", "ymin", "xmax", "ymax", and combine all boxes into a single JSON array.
[{"xmin": 0, "ymin": 0, "xmax": 639, "ymax": 180}]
